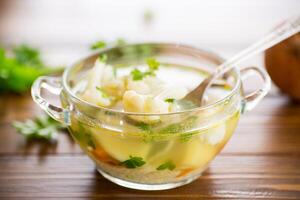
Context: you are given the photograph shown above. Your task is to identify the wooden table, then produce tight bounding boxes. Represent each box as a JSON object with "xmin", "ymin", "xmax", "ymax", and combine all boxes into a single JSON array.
[
  {"xmin": 1, "ymin": 0, "xmax": 300, "ymax": 199},
  {"xmin": 1, "ymin": 91, "xmax": 300, "ymax": 199}
]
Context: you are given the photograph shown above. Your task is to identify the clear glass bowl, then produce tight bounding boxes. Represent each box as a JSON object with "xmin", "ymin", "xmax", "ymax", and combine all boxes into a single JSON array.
[{"xmin": 31, "ymin": 43, "xmax": 271, "ymax": 190}]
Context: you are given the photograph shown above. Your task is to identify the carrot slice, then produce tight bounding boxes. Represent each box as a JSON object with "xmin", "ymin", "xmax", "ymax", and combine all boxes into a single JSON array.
[
  {"xmin": 92, "ymin": 147, "xmax": 120, "ymax": 166},
  {"xmin": 176, "ymin": 168, "xmax": 195, "ymax": 178}
]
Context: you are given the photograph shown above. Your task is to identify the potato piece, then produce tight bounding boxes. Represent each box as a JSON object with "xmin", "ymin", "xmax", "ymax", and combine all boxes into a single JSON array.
[
  {"xmin": 171, "ymin": 138, "xmax": 217, "ymax": 169},
  {"xmin": 90, "ymin": 128, "xmax": 151, "ymax": 162},
  {"xmin": 123, "ymin": 90, "xmax": 170, "ymax": 123},
  {"xmin": 199, "ymin": 123, "xmax": 226, "ymax": 145}
]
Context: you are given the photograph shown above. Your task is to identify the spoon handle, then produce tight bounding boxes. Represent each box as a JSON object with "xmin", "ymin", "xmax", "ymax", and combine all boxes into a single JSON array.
[{"xmin": 214, "ymin": 15, "xmax": 300, "ymax": 77}]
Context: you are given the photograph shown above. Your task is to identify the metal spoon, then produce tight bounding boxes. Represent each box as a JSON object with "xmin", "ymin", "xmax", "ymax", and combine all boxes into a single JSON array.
[{"xmin": 181, "ymin": 15, "xmax": 300, "ymax": 107}]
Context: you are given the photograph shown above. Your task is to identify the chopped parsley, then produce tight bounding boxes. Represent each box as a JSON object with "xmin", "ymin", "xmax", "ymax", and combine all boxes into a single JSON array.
[
  {"xmin": 130, "ymin": 58, "xmax": 160, "ymax": 81},
  {"xmin": 71, "ymin": 122, "xmax": 95, "ymax": 149},
  {"xmin": 135, "ymin": 122, "xmax": 153, "ymax": 133},
  {"xmin": 165, "ymin": 98, "xmax": 175, "ymax": 103},
  {"xmin": 90, "ymin": 41, "xmax": 107, "ymax": 50},
  {"xmin": 179, "ymin": 130, "xmax": 198, "ymax": 142},
  {"xmin": 0, "ymin": 45, "xmax": 63, "ymax": 94},
  {"xmin": 122, "ymin": 156, "xmax": 146, "ymax": 168},
  {"xmin": 90, "ymin": 38, "xmax": 126, "ymax": 50},
  {"xmin": 146, "ymin": 58, "xmax": 160, "ymax": 71},
  {"xmin": 131, "ymin": 68, "xmax": 144, "ymax": 81},
  {"xmin": 157, "ymin": 161, "xmax": 175, "ymax": 171},
  {"xmin": 116, "ymin": 38, "xmax": 127, "ymax": 46},
  {"xmin": 86, "ymin": 133, "xmax": 96, "ymax": 149},
  {"xmin": 99, "ymin": 54, "xmax": 108, "ymax": 63}
]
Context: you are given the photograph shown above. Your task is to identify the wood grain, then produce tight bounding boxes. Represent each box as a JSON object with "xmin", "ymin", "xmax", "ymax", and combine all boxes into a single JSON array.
[
  {"xmin": 1, "ymin": 91, "xmax": 300, "ymax": 199},
  {"xmin": 0, "ymin": 155, "xmax": 299, "ymax": 199},
  {"xmin": 1, "ymin": 0, "xmax": 300, "ymax": 199}
]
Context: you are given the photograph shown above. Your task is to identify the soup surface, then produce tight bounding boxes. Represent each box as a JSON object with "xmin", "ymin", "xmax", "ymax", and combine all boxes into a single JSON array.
[{"xmin": 68, "ymin": 57, "xmax": 240, "ymax": 183}]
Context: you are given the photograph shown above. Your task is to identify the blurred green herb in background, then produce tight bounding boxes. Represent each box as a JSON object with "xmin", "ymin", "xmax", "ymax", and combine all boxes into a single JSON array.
[
  {"xmin": 13, "ymin": 115, "xmax": 66, "ymax": 142},
  {"xmin": 90, "ymin": 40, "xmax": 107, "ymax": 50},
  {"xmin": 90, "ymin": 38, "xmax": 127, "ymax": 50},
  {"xmin": 0, "ymin": 45, "xmax": 63, "ymax": 93},
  {"xmin": 9, "ymin": 40, "xmax": 126, "ymax": 141}
]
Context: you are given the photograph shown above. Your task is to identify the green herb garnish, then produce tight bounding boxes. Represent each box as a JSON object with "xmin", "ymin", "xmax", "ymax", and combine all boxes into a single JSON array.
[
  {"xmin": 99, "ymin": 54, "xmax": 108, "ymax": 63},
  {"xmin": 130, "ymin": 68, "xmax": 144, "ymax": 81},
  {"xmin": 136, "ymin": 122, "xmax": 153, "ymax": 133},
  {"xmin": 13, "ymin": 45, "xmax": 43, "ymax": 66},
  {"xmin": 146, "ymin": 58, "xmax": 160, "ymax": 71},
  {"xmin": 86, "ymin": 134, "xmax": 96, "ymax": 149},
  {"xmin": 179, "ymin": 130, "xmax": 198, "ymax": 142},
  {"xmin": 116, "ymin": 38, "xmax": 127, "ymax": 46},
  {"xmin": 122, "ymin": 156, "xmax": 146, "ymax": 168},
  {"xmin": 157, "ymin": 161, "xmax": 175, "ymax": 171},
  {"xmin": 90, "ymin": 41, "xmax": 107, "ymax": 50},
  {"xmin": 71, "ymin": 122, "xmax": 96, "ymax": 149},
  {"xmin": 0, "ymin": 45, "xmax": 63, "ymax": 93},
  {"xmin": 130, "ymin": 58, "xmax": 160, "ymax": 81},
  {"xmin": 165, "ymin": 98, "xmax": 175, "ymax": 103},
  {"xmin": 13, "ymin": 115, "xmax": 66, "ymax": 141}
]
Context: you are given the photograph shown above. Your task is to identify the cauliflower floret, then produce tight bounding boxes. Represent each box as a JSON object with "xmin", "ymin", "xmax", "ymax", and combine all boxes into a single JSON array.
[
  {"xmin": 122, "ymin": 90, "xmax": 145, "ymax": 112},
  {"xmin": 81, "ymin": 88, "xmax": 112, "ymax": 107},
  {"xmin": 123, "ymin": 90, "xmax": 170, "ymax": 123},
  {"xmin": 101, "ymin": 66, "xmax": 126, "ymax": 98},
  {"xmin": 86, "ymin": 59, "xmax": 105, "ymax": 90},
  {"xmin": 81, "ymin": 58, "xmax": 125, "ymax": 106}
]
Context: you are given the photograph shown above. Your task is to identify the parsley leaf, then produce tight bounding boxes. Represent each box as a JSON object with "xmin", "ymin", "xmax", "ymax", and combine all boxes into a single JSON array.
[
  {"xmin": 90, "ymin": 41, "xmax": 107, "ymax": 50},
  {"xmin": 116, "ymin": 38, "xmax": 127, "ymax": 46},
  {"xmin": 122, "ymin": 156, "xmax": 146, "ymax": 168},
  {"xmin": 165, "ymin": 98, "xmax": 175, "ymax": 103},
  {"xmin": 71, "ymin": 122, "xmax": 95, "ymax": 149},
  {"xmin": 136, "ymin": 122, "xmax": 152, "ymax": 133},
  {"xmin": 99, "ymin": 54, "xmax": 108, "ymax": 63},
  {"xmin": 179, "ymin": 131, "xmax": 198, "ymax": 142},
  {"xmin": 0, "ymin": 45, "xmax": 63, "ymax": 94},
  {"xmin": 130, "ymin": 58, "xmax": 160, "ymax": 81},
  {"xmin": 90, "ymin": 38, "xmax": 126, "ymax": 50},
  {"xmin": 13, "ymin": 45, "xmax": 43, "ymax": 67},
  {"xmin": 13, "ymin": 115, "xmax": 66, "ymax": 141},
  {"xmin": 157, "ymin": 161, "xmax": 175, "ymax": 171},
  {"xmin": 130, "ymin": 68, "xmax": 144, "ymax": 81},
  {"xmin": 146, "ymin": 58, "xmax": 160, "ymax": 71}
]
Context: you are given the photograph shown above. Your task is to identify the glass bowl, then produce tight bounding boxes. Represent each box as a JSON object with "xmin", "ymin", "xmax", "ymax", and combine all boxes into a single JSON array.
[{"xmin": 31, "ymin": 43, "xmax": 271, "ymax": 190}]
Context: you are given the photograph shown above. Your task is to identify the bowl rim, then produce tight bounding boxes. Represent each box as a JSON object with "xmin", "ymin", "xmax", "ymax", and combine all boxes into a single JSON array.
[{"xmin": 62, "ymin": 43, "xmax": 241, "ymax": 116}]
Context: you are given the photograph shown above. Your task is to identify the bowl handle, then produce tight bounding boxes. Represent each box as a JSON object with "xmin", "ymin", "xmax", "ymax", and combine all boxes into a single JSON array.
[
  {"xmin": 240, "ymin": 66, "xmax": 271, "ymax": 113},
  {"xmin": 31, "ymin": 76, "xmax": 70, "ymax": 125}
]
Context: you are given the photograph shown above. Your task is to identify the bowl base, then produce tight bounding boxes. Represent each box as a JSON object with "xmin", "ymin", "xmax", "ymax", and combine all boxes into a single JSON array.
[{"xmin": 97, "ymin": 168, "xmax": 201, "ymax": 191}]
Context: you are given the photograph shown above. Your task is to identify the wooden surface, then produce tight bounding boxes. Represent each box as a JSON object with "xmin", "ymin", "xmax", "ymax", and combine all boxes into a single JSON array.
[{"xmin": 1, "ymin": 0, "xmax": 300, "ymax": 199}]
